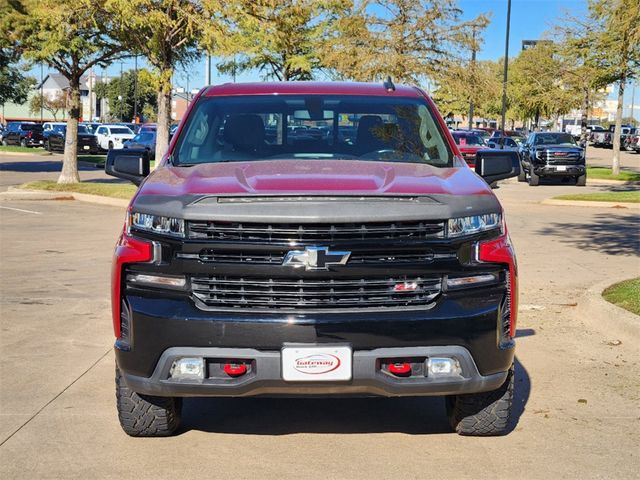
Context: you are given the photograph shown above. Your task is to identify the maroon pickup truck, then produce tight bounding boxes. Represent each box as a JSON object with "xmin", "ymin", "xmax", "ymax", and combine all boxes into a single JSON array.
[{"xmin": 106, "ymin": 81, "xmax": 521, "ymax": 437}]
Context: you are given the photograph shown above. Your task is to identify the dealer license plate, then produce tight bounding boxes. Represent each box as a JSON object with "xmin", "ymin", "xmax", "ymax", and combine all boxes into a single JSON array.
[
  {"xmin": 282, "ymin": 345, "xmax": 352, "ymax": 382},
  {"xmin": 556, "ymin": 165, "xmax": 567, "ymax": 171}
]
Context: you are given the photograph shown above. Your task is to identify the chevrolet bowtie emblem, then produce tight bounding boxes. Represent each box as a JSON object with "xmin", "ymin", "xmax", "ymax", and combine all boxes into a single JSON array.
[{"xmin": 282, "ymin": 246, "xmax": 351, "ymax": 270}]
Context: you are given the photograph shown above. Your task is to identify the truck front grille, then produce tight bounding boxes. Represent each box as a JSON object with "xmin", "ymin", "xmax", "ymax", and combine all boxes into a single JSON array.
[
  {"xmin": 190, "ymin": 275, "xmax": 442, "ymax": 310},
  {"xmin": 187, "ymin": 220, "xmax": 445, "ymax": 243},
  {"xmin": 190, "ymin": 249, "xmax": 455, "ymax": 265},
  {"xmin": 541, "ymin": 151, "xmax": 582, "ymax": 164}
]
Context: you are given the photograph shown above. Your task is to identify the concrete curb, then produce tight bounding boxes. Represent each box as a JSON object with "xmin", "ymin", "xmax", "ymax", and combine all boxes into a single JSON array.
[
  {"xmin": 575, "ymin": 279, "xmax": 639, "ymax": 339},
  {"xmin": 587, "ymin": 179, "xmax": 640, "ymax": 186},
  {"xmin": 0, "ymin": 150, "xmax": 52, "ymax": 157},
  {"xmin": 0, "ymin": 187, "xmax": 129, "ymax": 208},
  {"xmin": 541, "ymin": 198, "xmax": 640, "ymax": 209}
]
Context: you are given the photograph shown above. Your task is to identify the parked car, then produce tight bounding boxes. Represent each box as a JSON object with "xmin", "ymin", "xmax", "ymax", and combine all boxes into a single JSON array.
[
  {"xmin": 519, "ymin": 132, "xmax": 585, "ymax": 186},
  {"xmin": 43, "ymin": 123, "xmax": 67, "ymax": 150},
  {"xmin": 47, "ymin": 124, "xmax": 100, "ymax": 154},
  {"xmin": 590, "ymin": 124, "xmax": 635, "ymax": 148},
  {"xmin": 94, "ymin": 124, "xmax": 135, "ymax": 151},
  {"xmin": 624, "ymin": 134, "xmax": 640, "ymax": 153},
  {"xmin": 2, "ymin": 122, "xmax": 44, "ymax": 147},
  {"xmin": 116, "ymin": 122, "xmax": 141, "ymax": 134},
  {"xmin": 451, "ymin": 131, "xmax": 489, "ymax": 167},
  {"xmin": 487, "ymin": 136, "xmax": 520, "ymax": 151},
  {"xmin": 123, "ymin": 130, "xmax": 156, "ymax": 158},
  {"xmin": 82, "ymin": 122, "xmax": 102, "ymax": 134},
  {"xmin": 139, "ymin": 123, "xmax": 157, "ymax": 133},
  {"xmin": 105, "ymin": 81, "xmax": 521, "ymax": 438},
  {"xmin": 490, "ymin": 130, "xmax": 525, "ymax": 145}
]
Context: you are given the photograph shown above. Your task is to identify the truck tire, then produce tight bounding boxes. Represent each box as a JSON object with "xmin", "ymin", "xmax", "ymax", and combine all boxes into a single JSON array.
[
  {"xmin": 528, "ymin": 169, "xmax": 540, "ymax": 186},
  {"xmin": 517, "ymin": 165, "xmax": 526, "ymax": 182},
  {"xmin": 20, "ymin": 138, "xmax": 27, "ymax": 148},
  {"xmin": 446, "ymin": 365, "xmax": 514, "ymax": 436},
  {"xmin": 108, "ymin": 141, "xmax": 114, "ymax": 150},
  {"xmin": 115, "ymin": 367, "xmax": 182, "ymax": 437},
  {"xmin": 576, "ymin": 173, "xmax": 587, "ymax": 186}
]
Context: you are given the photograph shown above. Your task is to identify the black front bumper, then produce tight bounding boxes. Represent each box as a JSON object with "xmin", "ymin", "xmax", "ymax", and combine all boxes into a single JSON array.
[
  {"xmin": 115, "ymin": 287, "xmax": 514, "ymax": 397},
  {"xmin": 121, "ymin": 345, "xmax": 509, "ymax": 398},
  {"xmin": 533, "ymin": 163, "xmax": 585, "ymax": 176}
]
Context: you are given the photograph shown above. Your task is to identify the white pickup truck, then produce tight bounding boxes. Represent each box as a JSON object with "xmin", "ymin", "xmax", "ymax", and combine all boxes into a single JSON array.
[{"xmin": 94, "ymin": 124, "xmax": 135, "ymax": 151}]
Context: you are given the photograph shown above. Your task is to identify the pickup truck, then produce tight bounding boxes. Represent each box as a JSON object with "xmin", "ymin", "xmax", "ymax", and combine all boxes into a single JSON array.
[
  {"xmin": 106, "ymin": 81, "xmax": 521, "ymax": 437},
  {"xmin": 590, "ymin": 124, "xmax": 636, "ymax": 148}
]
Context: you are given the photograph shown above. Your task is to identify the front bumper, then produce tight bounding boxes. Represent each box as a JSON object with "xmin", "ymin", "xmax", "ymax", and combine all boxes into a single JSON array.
[
  {"xmin": 533, "ymin": 164, "xmax": 585, "ymax": 176},
  {"xmin": 119, "ymin": 345, "xmax": 509, "ymax": 398},
  {"xmin": 115, "ymin": 287, "xmax": 515, "ymax": 397}
]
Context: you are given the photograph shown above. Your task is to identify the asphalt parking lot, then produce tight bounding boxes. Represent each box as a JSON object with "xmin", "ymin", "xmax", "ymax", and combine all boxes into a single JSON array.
[{"xmin": 0, "ymin": 151, "xmax": 639, "ymax": 479}]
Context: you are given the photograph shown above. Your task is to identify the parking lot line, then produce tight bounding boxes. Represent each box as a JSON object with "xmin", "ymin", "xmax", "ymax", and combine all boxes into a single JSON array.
[{"xmin": 0, "ymin": 205, "xmax": 43, "ymax": 215}]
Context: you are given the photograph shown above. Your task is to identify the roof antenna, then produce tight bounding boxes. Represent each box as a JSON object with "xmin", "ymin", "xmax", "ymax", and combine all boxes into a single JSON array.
[{"xmin": 383, "ymin": 76, "xmax": 395, "ymax": 92}]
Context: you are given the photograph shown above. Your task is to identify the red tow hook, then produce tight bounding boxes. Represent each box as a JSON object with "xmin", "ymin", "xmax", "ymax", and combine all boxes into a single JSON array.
[
  {"xmin": 388, "ymin": 362, "xmax": 411, "ymax": 376},
  {"xmin": 223, "ymin": 362, "xmax": 247, "ymax": 377}
]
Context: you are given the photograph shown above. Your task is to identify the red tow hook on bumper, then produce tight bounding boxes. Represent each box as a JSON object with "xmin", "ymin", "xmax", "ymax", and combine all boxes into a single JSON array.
[
  {"xmin": 388, "ymin": 362, "xmax": 412, "ymax": 376},
  {"xmin": 223, "ymin": 363, "xmax": 248, "ymax": 377}
]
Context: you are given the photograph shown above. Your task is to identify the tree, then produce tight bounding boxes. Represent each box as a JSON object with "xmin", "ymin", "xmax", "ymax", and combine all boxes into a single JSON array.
[
  {"xmin": 29, "ymin": 91, "xmax": 67, "ymax": 120},
  {"xmin": 585, "ymin": 0, "xmax": 640, "ymax": 175},
  {"xmin": 508, "ymin": 42, "xmax": 582, "ymax": 128},
  {"xmin": 213, "ymin": 0, "xmax": 345, "ymax": 81},
  {"xmin": 8, "ymin": 0, "xmax": 123, "ymax": 183},
  {"xmin": 0, "ymin": 0, "xmax": 36, "ymax": 107},
  {"xmin": 322, "ymin": 0, "xmax": 489, "ymax": 84},
  {"xmin": 94, "ymin": 68, "xmax": 158, "ymax": 122},
  {"xmin": 104, "ymin": 0, "xmax": 203, "ymax": 161}
]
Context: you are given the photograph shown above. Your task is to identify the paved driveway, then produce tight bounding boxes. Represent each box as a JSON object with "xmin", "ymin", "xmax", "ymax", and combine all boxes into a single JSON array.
[{"xmin": 1, "ymin": 154, "xmax": 638, "ymax": 479}]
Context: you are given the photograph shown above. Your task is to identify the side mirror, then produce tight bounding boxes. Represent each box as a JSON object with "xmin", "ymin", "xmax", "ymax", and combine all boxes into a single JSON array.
[
  {"xmin": 475, "ymin": 150, "xmax": 521, "ymax": 184},
  {"xmin": 105, "ymin": 148, "xmax": 150, "ymax": 186}
]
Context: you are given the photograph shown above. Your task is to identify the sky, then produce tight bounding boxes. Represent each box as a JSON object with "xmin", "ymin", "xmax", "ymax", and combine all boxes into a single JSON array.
[{"xmin": 28, "ymin": 0, "xmax": 636, "ymax": 117}]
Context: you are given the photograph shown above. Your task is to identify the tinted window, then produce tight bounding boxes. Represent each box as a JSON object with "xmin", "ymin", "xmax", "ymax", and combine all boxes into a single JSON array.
[
  {"xmin": 452, "ymin": 134, "xmax": 484, "ymax": 146},
  {"xmin": 77, "ymin": 125, "xmax": 90, "ymax": 134},
  {"xmin": 534, "ymin": 133, "xmax": 577, "ymax": 146},
  {"xmin": 175, "ymin": 95, "xmax": 452, "ymax": 167},
  {"xmin": 134, "ymin": 133, "xmax": 155, "ymax": 142},
  {"xmin": 110, "ymin": 127, "xmax": 133, "ymax": 135},
  {"xmin": 52, "ymin": 124, "xmax": 66, "ymax": 133},
  {"xmin": 22, "ymin": 124, "xmax": 43, "ymax": 131}
]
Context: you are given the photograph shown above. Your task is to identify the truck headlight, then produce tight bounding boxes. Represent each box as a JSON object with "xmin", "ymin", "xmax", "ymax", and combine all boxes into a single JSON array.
[
  {"xmin": 129, "ymin": 212, "xmax": 185, "ymax": 237},
  {"xmin": 447, "ymin": 213, "xmax": 502, "ymax": 238}
]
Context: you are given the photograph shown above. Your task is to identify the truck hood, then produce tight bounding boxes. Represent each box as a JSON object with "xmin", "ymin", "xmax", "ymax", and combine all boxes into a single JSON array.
[
  {"xmin": 131, "ymin": 160, "xmax": 502, "ymax": 222},
  {"xmin": 138, "ymin": 159, "xmax": 492, "ymax": 197}
]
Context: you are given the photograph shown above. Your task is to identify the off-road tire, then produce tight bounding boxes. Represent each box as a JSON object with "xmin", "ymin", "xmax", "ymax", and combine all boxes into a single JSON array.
[
  {"xmin": 446, "ymin": 366, "xmax": 514, "ymax": 436},
  {"xmin": 115, "ymin": 367, "xmax": 182, "ymax": 437},
  {"xmin": 576, "ymin": 173, "xmax": 587, "ymax": 186},
  {"xmin": 528, "ymin": 169, "xmax": 540, "ymax": 186}
]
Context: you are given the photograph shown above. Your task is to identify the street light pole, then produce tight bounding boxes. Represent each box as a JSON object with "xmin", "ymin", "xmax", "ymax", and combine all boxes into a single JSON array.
[
  {"xmin": 500, "ymin": 0, "xmax": 512, "ymax": 143},
  {"xmin": 40, "ymin": 63, "xmax": 44, "ymax": 123},
  {"xmin": 120, "ymin": 61, "xmax": 124, "ymax": 121},
  {"xmin": 468, "ymin": 26, "xmax": 477, "ymax": 131},
  {"xmin": 133, "ymin": 55, "xmax": 138, "ymax": 122}
]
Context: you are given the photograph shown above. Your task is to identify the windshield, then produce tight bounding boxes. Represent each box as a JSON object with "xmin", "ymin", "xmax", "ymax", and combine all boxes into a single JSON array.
[
  {"xmin": 534, "ymin": 133, "xmax": 577, "ymax": 146},
  {"xmin": 174, "ymin": 95, "xmax": 453, "ymax": 167},
  {"xmin": 111, "ymin": 127, "xmax": 133, "ymax": 135},
  {"xmin": 134, "ymin": 133, "xmax": 154, "ymax": 142},
  {"xmin": 452, "ymin": 134, "xmax": 484, "ymax": 146},
  {"xmin": 23, "ymin": 124, "xmax": 43, "ymax": 131}
]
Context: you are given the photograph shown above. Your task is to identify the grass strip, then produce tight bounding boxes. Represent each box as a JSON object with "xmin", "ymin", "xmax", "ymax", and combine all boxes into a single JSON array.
[{"xmin": 603, "ymin": 278, "xmax": 640, "ymax": 316}]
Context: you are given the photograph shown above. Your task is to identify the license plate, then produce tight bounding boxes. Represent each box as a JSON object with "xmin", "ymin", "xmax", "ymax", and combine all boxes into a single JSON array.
[
  {"xmin": 282, "ymin": 345, "xmax": 352, "ymax": 381},
  {"xmin": 556, "ymin": 165, "xmax": 567, "ymax": 171},
  {"xmin": 83, "ymin": 145, "xmax": 90, "ymax": 150}
]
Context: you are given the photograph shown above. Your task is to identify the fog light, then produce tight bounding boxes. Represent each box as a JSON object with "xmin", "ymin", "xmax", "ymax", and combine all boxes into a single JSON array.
[
  {"xmin": 427, "ymin": 357, "xmax": 461, "ymax": 377},
  {"xmin": 170, "ymin": 357, "xmax": 204, "ymax": 380},
  {"xmin": 447, "ymin": 273, "xmax": 498, "ymax": 289}
]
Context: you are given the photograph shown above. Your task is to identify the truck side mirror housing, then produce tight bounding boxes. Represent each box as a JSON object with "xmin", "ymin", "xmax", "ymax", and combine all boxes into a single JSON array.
[
  {"xmin": 475, "ymin": 150, "xmax": 521, "ymax": 185},
  {"xmin": 105, "ymin": 148, "xmax": 150, "ymax": 186}
]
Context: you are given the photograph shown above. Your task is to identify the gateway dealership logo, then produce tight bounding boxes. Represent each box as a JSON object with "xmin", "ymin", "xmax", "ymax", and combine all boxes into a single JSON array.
[{"xmin": 294, "ymin": 354, "xmax": 341, "ymax": 375}]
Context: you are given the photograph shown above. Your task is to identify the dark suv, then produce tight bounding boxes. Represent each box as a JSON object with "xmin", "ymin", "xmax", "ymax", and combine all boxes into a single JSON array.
[
  {"xmin": 2, "ymin": 122, "xmax": 45, "ymax": 147},
  {"xmin": 106, "ymin": 82, "xmax": 521, "ymax": 437},
  {"xmin": 519, "ymin": 132, "xmax": 586, "ymax": 186}
]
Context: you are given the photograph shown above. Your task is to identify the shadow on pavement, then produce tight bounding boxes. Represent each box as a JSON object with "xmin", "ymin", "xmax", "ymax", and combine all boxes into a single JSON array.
[
  {"xmin": 0, "ymin": 160, "xmax": 96, "ymax": 173},
  {"xmin": 179, "ymin": 356, "xmax": 530, "ymax": 436},
  {"xmin": 537, "ymin": 213, "xmax": 640, "ymax": 256}
]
